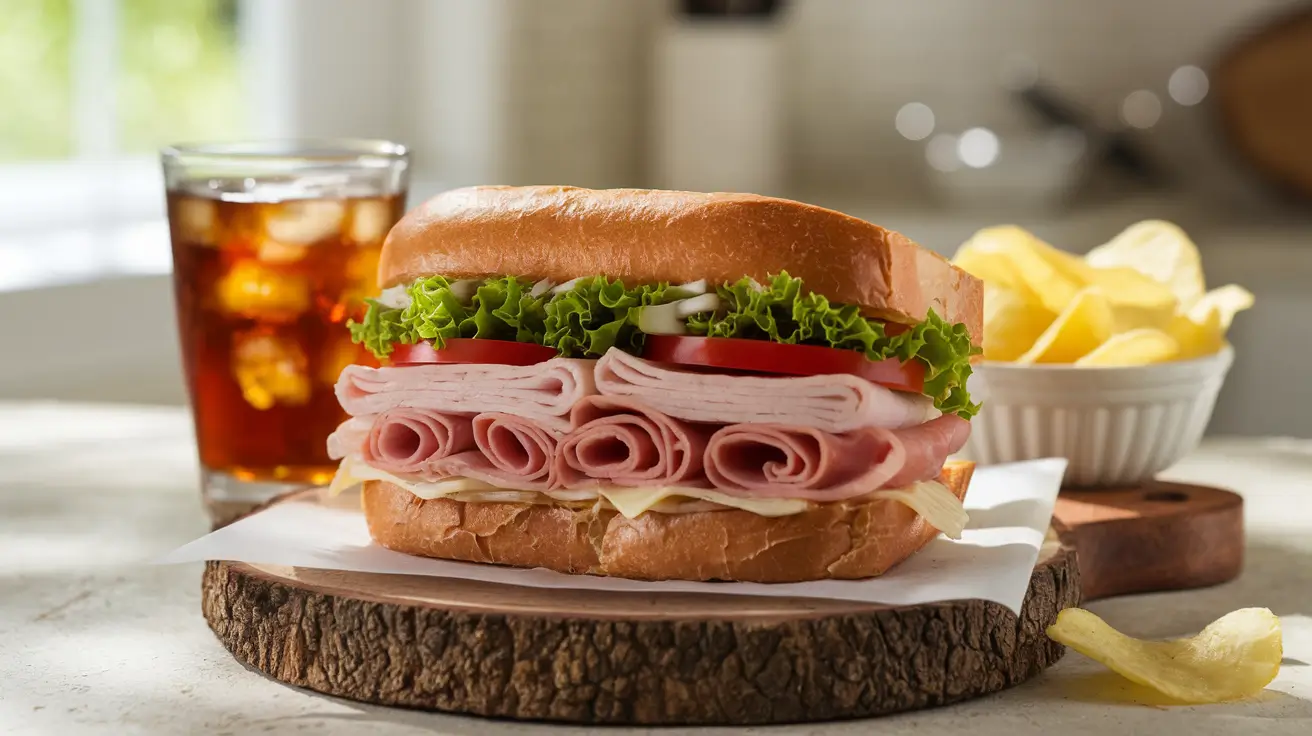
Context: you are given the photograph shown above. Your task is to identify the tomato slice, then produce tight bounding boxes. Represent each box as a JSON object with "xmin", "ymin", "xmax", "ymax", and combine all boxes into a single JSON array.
[
  {"xmin": 642, "ymin": 335, "xmax": 925, "ymax": 393},
  {"xmin": 390, "ymin": 339, "xmax": 558, "ymax": 366}
]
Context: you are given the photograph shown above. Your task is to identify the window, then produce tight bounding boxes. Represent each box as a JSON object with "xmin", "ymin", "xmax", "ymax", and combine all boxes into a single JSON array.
[
  {"xmin": 0, "ymin": 0, "xmax": 413, "ymax": 292},
  {"xmin": 0, "ymin": 0, "xmax": 247, "ymax": 289},
  {"xmin": 2, "ymin": 0, "xmax": 243, "ymax": 162}
]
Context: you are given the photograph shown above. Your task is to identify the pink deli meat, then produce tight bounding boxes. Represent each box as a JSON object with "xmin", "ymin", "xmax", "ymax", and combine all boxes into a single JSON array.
[
  {"xmin": 594, "ymin": 348, "xmax": 940, "ymax": 431},
  {"xmin": 703, "ymin": 414, "xmax": 971, "ymax": 500},
  {"xmin": 334, "ymin": 358, "xmax": 596, "ymax": 434},
  {"xmin": 335, "ymin": 407, "xmax": 476, "ymax": 475},
  {"xmin": 326, "ymin": 416, "xmax": 372, "ymax": 460},
  {"xmin": 556, "ymin": 396, "xmax": 714, "ymax": 489},
  {"xmin": 427, "ymin": 413, "xmax": 561, "ymax": 491}
]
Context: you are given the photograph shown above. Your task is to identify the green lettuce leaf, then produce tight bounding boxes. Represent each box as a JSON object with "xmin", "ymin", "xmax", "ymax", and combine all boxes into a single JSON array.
[
  {"xmin": 347, "ymin": 299, "xmax": 407, "ymax": 358},
  {"xmin": 688, "ymin": 272, "xmax": 981, "ymax": 417},
  {"xmin": 542, "ymin": 277, "xmax": 690, "ymax": 357},
  {"xmin": 349, "ymin": 272, "xmax": 980, "ymax": 417},
  {"xmin": 347, "ymin": 276, "xmax": 547, "ymax": 357}
]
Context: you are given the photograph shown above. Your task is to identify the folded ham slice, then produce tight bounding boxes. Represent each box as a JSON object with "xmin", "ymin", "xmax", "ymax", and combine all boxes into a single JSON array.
[
  {"xmin": 557, "ymin": 396, "xmax": 714, "ymax": 489},
  {"xmin": 326, "ymin": 416, "xmax": 372, "ymax": 460},
  {"xmin": 335, "ymin": 358, "xmax": 596, "ymax": 434},
  {"xmin": 594, "ymin": 348, "xmax": 939, "ymax": 432},
  {"xmin": 704, "ymin": 414, "xmax": 971, "ymax": 501},
  {"xmin": 357, "ymin": 407, "xmax": 476, "ymax": 475},
  {"xmin": 427, "ymin": 413, "xmax": 561, "ymax": 491}
]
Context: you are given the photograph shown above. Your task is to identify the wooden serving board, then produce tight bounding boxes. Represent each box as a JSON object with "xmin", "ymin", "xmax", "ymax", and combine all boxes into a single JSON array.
[
  {"xmin": 1053, "ymin": 480, "xmax": 1244, "ymax": 601},
  {"xmin": 202, "ymin": 532, "xmax": 1078, "ymax": 725},
  {"xmin": 200, "ymin": 479, "xmax": 1241, "ymax": 724}
]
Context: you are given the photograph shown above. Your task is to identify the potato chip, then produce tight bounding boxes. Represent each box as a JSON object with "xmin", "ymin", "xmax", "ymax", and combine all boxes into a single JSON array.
[
  {"xmin": 1046, "ymin": 607, "xmax": 1282, "ymax": 704},
  {"xmin": 1189, "ymin": 284, "xmax": 1254, "ymax": 329},
  {"xmin": 982, "ymin": 283, "xmax": 1056, "ymax": 362},
  {"xmin": 1075, "ymin": 328, "xmax": 1179, "ymax": 366},
  {"xmin": 1085, "ymin": 220, "xmax": 1207, "ymax": 308},
  {"xmin": 959, "ymin": 225, "xmax": 1175, "ymax": 313},
  {"xmin": 1169, "ymin": 308, "xmax": 1225, "ymax": 360},
  {"xmin": 956, "ymin": 226, "xmax": 1083, "ymax": 314},
  {"xmin": 953, "ymin": 220, "xmax": 1247, "ymax": 365},
  {"xmin": 1017, "ymin": 287, "xmax": 1114, "ymax": 364}
]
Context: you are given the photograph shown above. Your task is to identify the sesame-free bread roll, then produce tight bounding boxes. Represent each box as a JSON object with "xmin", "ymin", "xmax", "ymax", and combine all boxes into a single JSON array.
[{"xmin": 360, "ymin": 462, "xmax": 973, "ymax": 583}]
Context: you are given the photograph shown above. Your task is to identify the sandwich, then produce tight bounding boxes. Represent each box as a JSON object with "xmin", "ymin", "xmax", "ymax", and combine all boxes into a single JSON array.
[{"xmin": 327, "ymin": 186, "xmax": 983, "ymax": 583}]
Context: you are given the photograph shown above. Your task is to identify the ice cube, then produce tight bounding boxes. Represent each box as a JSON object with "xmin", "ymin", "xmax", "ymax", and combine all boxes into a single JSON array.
[
  {"xmin": 216, "ymin": 260, "xmax": 311, "ymax": 322},
  {"xmin": 173, "ymin": 197, "xmax": 217, "ymax": 246},
  {"xmin": 348, "ymin": 198, "xmax": 393, "ymax": 244},
  {"xmin": 256, "ymin": 238, "xmax": 309, "ymax": 264},
  {"xmin": 263, "ymin": 200, "xmax": 346, "ymax": 245},
  {"xmin": 231, "ymin": 330, "xmax": 311, "ymax": 410}
]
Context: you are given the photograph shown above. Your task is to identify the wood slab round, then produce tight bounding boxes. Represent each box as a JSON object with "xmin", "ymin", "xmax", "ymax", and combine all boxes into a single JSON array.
[{"xmin": 201, "ymin": 534, "xmax": 1078, "ymax": 725}]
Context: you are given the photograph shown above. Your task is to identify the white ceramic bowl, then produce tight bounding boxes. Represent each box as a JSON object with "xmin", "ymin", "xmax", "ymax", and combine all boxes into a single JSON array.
[{"xmin": 962, "ymin": 346, "xmax": 1234, "ymax": 487}]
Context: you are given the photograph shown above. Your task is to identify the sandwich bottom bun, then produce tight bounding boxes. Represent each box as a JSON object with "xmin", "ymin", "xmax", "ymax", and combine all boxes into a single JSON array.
[{"xmin": 361, "ymin": 462, "xmax": 973, "ymax": 583}]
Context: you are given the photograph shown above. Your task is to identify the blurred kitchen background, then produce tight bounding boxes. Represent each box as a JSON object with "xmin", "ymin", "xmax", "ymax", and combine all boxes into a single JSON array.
[{"xmin": 1, "ymin": 0, "xmax": 1309, "ymax": 436}]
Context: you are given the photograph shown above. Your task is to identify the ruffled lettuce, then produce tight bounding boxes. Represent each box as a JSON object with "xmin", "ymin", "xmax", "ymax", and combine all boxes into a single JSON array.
[
  {"xmin": 543, "ymin": 277, "xmax": 694, "ymax": 357},
  {"xmin": 687, "ymin": 273, "xmax": 980, "ymax": 417},
  {"xmin": 347, "ymin": 276, "xmax": 547, "ymax": 357},
  {"xmin": 348, "ymin": 272, "xmax": 980, "ymax": 416}
]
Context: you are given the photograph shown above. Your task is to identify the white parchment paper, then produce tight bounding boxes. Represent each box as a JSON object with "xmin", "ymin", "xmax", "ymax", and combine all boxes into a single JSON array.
[{"xmin": 157, "ymin": 458, "xmax": 1066, "ymax": 614}]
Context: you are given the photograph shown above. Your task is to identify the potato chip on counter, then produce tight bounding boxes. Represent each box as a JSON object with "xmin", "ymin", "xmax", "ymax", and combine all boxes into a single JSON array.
[
  {"xmin": 1047, "ymin": 607, "xmax": 1283, "ymax": 704},
  {"xmin": 952, "ymin": 221, "xmax": 1253, "ymax": 366}
]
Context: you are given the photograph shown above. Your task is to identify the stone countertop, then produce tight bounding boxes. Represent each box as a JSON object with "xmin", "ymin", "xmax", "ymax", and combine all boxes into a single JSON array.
[{"xmin": 4, "ymin": 402, "xmax": 1312, "ymax": 735}]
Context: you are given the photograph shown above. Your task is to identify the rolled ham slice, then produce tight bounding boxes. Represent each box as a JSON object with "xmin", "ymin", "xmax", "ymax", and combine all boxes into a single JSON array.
[
  {"xmin": 557, "ymin": 396, "xmax": 714, "ymax": 489},
  {"xmin": 362, "ymin": 407, "xmax": 476, "ymax": 475},
  {"xmin": 427, "ymin": 413, "xmax": 561, "ymax": 491},
  {"xmin": 594, "ymin": 348, "xmax": 939, "ymax": 432},
  {"xmin": 335, "ymin": 358, "xmax": 596, "ymax": 435},
  {"xmin": 704, "ymin": 414, "xmax": 971, "ymax": 501}
]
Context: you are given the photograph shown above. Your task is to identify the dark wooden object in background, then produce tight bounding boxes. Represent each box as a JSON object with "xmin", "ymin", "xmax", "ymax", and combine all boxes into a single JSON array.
[
  {"xmin": 1053, "ymin": 480, "xmax": 1244, "ymax": 601},
  {"xmin": 1214, "ymin": 6, "xmax": 1312, "ymax": 202}
]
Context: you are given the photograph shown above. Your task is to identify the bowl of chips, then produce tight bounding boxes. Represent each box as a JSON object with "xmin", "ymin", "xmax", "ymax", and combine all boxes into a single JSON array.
[{"xmin": 953, "ymin": 220, "xmax": 1253, "ymax": 487}]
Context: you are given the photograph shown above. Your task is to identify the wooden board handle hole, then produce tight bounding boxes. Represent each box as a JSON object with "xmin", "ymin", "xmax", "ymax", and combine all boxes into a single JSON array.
[{"xmin": 1142, "ymin": 490, "xmax": 1190, "ymax": 503}]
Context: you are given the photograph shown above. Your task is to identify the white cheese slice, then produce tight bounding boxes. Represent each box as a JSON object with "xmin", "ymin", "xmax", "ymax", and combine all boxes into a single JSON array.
[
  {"xmin": 601, "ymin": 485, "xmax": 809, "ymax": 518},
  {"xmin": 328, "ymin": 457, "xmax": 967, "ymax": 535}
]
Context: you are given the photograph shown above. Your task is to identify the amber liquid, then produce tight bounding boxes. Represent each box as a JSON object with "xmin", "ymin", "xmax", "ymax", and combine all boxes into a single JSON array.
[{"xmin": 166, "ymin": 190, "xmax": 405, "ymax": 487}]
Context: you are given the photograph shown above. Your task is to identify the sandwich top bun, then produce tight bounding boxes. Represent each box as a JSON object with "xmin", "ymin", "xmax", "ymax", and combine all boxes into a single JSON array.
[
  {"xmin": 379, "ymin": 186, "xmax": 983, "ymax": 342},
  {"xmin": 361, "ymin": 461, "xmax": 974, "ymax": 583}
]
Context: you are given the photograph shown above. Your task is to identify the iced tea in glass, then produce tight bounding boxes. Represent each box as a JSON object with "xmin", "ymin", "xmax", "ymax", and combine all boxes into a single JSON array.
[{"xmin": 161, "ymin": 140, "xmax": 409, "ymax": 523}]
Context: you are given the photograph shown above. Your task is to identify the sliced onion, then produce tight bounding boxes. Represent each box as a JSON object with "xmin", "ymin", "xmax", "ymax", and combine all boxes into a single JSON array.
[
  {"xmin": 551, "ymin": 277, "xmax": 584, "ymax": 294},
  {"xmin": 377, "ymin": 285, "xmax": 412, "ymax": 309},
  {"xmin": 530, "ymin": 278, "xmax": 555, "ymax": 297},
  {"xmin": 675, "ymin": 292, "xmax": 722, "ymax": 316},
  {"xmin": 672, "ymin": 279, "xmax": 708, "ymax": 296},
  {"xmin": 636, "ymin": 292, "xmax": 724, "ymax": 335},
  {"xmin": 447, "ymin": 279, "xmax": 482, "ymax": 303}
]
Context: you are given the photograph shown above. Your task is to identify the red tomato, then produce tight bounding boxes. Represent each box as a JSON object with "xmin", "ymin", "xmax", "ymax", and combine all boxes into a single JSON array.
[
  {"xmin": 390, "ymin": 339, "xmax": 558, "ymax": 366},
  {"xmin": 642, "ymin": 335, "xmax": 925, "ymax": 393}
]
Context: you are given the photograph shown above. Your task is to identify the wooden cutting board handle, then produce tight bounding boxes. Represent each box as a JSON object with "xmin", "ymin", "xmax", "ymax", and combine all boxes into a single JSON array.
[{"xmin": 1052, "ymin": 481, "xmax": 1243, "ymax": 601}]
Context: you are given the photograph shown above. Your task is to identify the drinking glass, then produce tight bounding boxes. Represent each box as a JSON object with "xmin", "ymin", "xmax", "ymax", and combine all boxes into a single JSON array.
[{"xmin": 161, "ymin": 140, "xmax": 409, "ymax": 524}]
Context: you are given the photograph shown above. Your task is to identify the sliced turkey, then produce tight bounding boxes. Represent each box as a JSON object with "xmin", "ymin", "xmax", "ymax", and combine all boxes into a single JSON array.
[
  {"xmin": 326, "ymin": 416, "xmax": 372, "ymax": 460},
  {"xmin": 556, "ymin": 396, "xmax": 714, "ymax": 489},
  {"xmin": 594, "ymin": 348, "xmax": 938, "ymax": 431},
  {"xmin": 334, "ymin": 357, "xmax": 596, "ymax": 434},
  {"xmin": 703, "ymin": 414, "xmax": 970, "ymax": 501}
]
